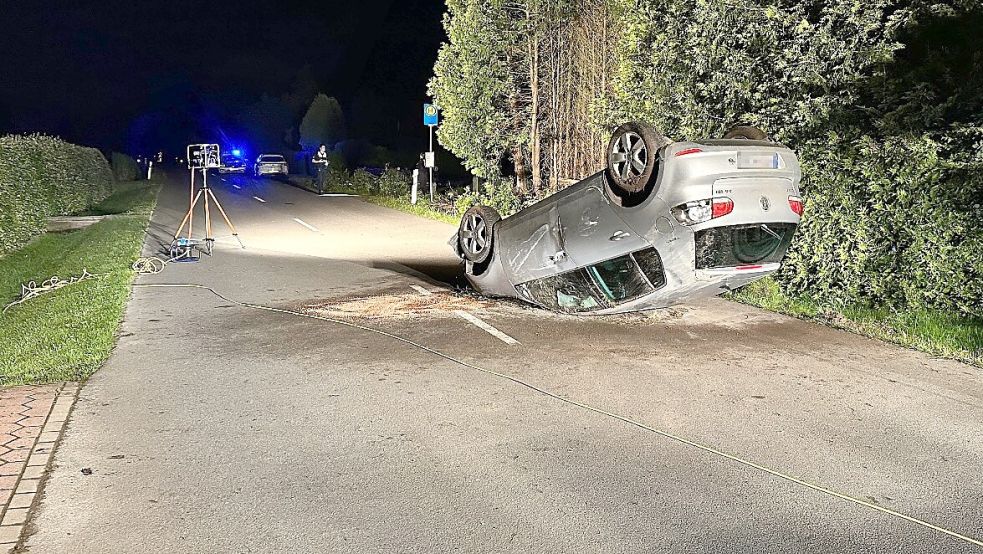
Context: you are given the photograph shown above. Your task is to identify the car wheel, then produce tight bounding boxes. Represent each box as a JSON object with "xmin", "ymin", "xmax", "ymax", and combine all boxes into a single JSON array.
[
  {"xmin": 458, "ymin": 205, "xmax": 501, "ymax": 264},
  {"xmin": 606, "ymin": 121, "xmax": 667, "ymax": 196},
  {"xmin": 723, "ymin": 125, "xmax": 769, "ymax": 140}
]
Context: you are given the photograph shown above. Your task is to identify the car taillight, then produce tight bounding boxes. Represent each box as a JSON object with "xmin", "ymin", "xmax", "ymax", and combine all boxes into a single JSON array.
[
  {"xmin": 674, "ymin": 148, "xmax": 703, "ymax": 157},
  {"xmin": 712, "ymin": 197, "xmax": 734, "ymax": 219},
  {"xmin": 788, "ymin": 195, "xmax": 804, "ymax": 216},
  {"xmin": 672, "ymin": 196, "xmax": 734, "ymax": 225}
]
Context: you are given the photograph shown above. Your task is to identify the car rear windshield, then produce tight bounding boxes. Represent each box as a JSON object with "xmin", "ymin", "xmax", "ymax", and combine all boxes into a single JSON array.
[
  {"xmin": 588, "ymin": 255, "xmax": 651, "ymax": 303},
  {"xmin": 520, "ymin": 269, "xmax": 603, "ymax": 313},
  {"xmin": 695, "ymin": 223, "xmax": 796, "ymax": 269},
  {"xmin": 518, "ymin": 247, "xmax": 667, "ymax": 312},
  {"xmin": 260, "ymin": 155, "xmax": 284, "ymax": 162}
]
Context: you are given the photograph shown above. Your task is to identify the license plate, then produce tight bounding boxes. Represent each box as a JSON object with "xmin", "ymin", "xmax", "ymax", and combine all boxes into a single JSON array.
[{"xmin": 738, "ymin": 152, "xmax": 780, "ymax": 169}]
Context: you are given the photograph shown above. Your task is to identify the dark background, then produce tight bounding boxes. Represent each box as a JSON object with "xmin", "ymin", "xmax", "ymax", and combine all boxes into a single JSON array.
[{"xmin": 0, "ymin": 0, "xmax": 445, "ymax": 159}]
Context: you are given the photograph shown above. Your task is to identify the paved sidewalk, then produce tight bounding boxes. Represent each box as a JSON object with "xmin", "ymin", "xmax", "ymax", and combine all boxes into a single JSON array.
[{"xmin": 0, "ymin": 384, "xmax": 78, "ymax": 552}]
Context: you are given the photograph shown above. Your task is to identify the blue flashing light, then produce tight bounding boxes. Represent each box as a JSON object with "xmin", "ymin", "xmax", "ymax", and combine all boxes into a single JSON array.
[{"xmin": 231, "ymin": 149, "xmax": 242, "ymax": 157}]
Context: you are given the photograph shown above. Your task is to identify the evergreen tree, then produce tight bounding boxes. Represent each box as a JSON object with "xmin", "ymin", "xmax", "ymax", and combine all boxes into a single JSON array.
[{"xmin": 299, "ymin": 93, "xmax": 346, "ymax": 151}]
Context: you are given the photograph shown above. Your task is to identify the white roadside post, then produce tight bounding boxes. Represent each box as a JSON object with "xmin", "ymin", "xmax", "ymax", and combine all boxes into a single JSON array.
[{"xmin": 411, "ymin": 168, "xmax": 419, "ymax": 205}]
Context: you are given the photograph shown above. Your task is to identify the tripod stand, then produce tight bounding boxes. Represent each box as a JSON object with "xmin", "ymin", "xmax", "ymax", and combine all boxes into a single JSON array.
[{"xmin": 173, "ymin": 166, "xmax": 243, "ymax": 257}]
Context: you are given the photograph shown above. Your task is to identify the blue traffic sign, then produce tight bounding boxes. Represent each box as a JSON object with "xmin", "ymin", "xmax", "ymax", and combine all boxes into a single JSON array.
[{"xmin": 423, "ymin": 104, "xmax": 439, "ymax": 127}]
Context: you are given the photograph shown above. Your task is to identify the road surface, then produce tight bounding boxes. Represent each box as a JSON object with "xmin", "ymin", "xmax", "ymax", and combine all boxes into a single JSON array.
[{"xmin": 24, "ymin": 171, "xmax": 983, "ymax": 553}]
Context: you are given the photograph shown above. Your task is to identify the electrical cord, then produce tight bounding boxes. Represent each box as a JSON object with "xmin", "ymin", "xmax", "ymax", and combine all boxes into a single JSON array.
[
  {"xmin": 132, "ymin": 250, "xmax": 191, "ymax": 275},
  {"xmin": 134, "ymin": 281, "xmax": 983, "ymax": 549},
  {"xmin": 3, "ymin": 270, "xmax": 101, "ymax": 314}
]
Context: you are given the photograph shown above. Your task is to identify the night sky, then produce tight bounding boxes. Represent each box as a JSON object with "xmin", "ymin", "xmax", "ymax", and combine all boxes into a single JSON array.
[{"xmin": 0, "ymin": 0, "xmax": 445, "ymax": 155}]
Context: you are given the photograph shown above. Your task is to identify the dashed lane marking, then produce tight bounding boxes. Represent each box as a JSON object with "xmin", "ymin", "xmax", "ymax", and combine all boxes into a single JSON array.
[
  {"xmin": 454, "ymin": 310, "xmax": 520, "ymax": 346},
  {"xmin": 252, "ymin": 196, "xmax": 266, "ymax": 203},
  {"xmin": 232, "ymin": 184, "xmax": 241, "ymax": 190},
  {"xmin": 293, "ymin": 218, "xmax": 319, "ymax": 232},
  {"xmin": 319, "ymin": 193, "xmax": 358, "ymax": 197},
  {"xmin": 410, "ymin": 285, "xmax": 433, "ymax": 296}
]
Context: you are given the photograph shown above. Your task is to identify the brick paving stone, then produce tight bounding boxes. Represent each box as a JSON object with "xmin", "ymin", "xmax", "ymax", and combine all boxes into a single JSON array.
[
  {"xmin": 0, "ymin": 477, "xmax": 17, "ymax": 490},
  {"xmin": 11, "ymin": 428, "xmax": 40, "ymax": 440},
  {"xmin": 0, "ymin": 525, "xmax": 20, "ymax": 544},
  {"xmin": 26, "ymin": 452, "xmax": 51, "ymax": 468},
  {"xmin": 3, "ymin": 438, "xmax": 34, "ymax": 451},
  {"xmin": 14, "ymin": 479, "xmax": 38, "ymax": 495},
  {"xmin": 0, "ymin": 465, "xmax": 17, "ymax": 478},
  {"xmin": 1, "ymin": 508, "xmax": 27, "ymax": 527},
  {"xmin": 0, "ymin": 450, "xmax": 28, "ymax": 463},
  {"xmin": 0, "ymin": 490, "xmax": 12, "ymax": 506},
  {"xmin": 17, "ymin": 417, "xmax": 46, "ymax": 428},
  {"xmin": 8, "ymin": 493, "xmax": 34, "ymax": 510}
]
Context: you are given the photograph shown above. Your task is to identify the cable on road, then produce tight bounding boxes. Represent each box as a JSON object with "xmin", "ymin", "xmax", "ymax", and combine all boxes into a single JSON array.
[
  {"xmin": 135, "ymin": 281, "xmax": 983, "ymax": 549},
  {"xmin": 132, "ymin": 249, "xmax": 194, "ymax": 275}
]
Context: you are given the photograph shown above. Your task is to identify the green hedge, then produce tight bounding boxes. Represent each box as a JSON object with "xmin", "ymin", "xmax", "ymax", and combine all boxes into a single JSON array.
[
  {"xmin": 0, "ymin": 134, "xmax": 114, "ymax": 255},
  {"xmin": 111, "ymin": 152, "xmax": 140, "ymax": 182},
  {"xmin": 606, "ymin": 0, "xmax": 982, "ymax": 318}
]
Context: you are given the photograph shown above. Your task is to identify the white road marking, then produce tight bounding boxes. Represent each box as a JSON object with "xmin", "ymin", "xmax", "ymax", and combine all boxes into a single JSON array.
[
  {"xmin": 232, "ymin": 184, "xmax": 241, "ymax": 190},
  {"xmin": 454, "ymin": 310, "xmax": 520, "ymax": 346},
  {"xmin": 293, "ymin": 218, "xmax": 319, "ymax": 232},
  {"xmin": 252, "ymin": 196, "xmax": 266, "ymax": 203},
  {"xmin": 319, "ymin": 193, "xmax": 357, "ymax": 197},
  {"xmin": 410, "ymin": 285, "xmax": 432, "ymax": 296}
]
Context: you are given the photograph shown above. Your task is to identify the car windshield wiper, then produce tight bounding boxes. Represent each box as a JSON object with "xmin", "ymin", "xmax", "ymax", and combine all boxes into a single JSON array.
[{"xmin": 759, "ymin": 224, "xmax": 781, "ymax": 240}]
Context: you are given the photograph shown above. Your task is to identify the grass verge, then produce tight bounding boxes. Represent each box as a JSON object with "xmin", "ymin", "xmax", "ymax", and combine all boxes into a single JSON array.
[
  {"xmin": 289, "ymin": 175, "xmax": 459, "ymax": 225},
  {"xmin": 729, "ymin": 277, "xmax": 983, "ymax": 367},
  {"xmin": 0, "ymin": 181, "xmax": 159, "ymax": 385},
  {"xmin": 359, "ymin": 195, "xmax": 458, "ymax": 225}
]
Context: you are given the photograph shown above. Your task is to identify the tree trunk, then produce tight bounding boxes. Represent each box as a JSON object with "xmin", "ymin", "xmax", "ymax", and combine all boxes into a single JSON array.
[
  {"xmin": 529, "ymin": 37, "xmax": 542, "ymax": 195},
  {"xmin": 512, "ymin": 146, "xmax": 529, "ymax": 195}
]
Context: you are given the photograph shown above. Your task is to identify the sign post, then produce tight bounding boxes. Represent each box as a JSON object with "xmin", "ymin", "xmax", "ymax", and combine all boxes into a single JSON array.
[{"xmin": 423, "ymin": 103, "xmax": 439, "ymax": 202}]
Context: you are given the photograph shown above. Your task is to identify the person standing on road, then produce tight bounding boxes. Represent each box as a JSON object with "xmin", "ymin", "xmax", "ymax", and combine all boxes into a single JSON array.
[{"xmin": 312, "ymin": 144, "xmax": 330, "ymax": 195}]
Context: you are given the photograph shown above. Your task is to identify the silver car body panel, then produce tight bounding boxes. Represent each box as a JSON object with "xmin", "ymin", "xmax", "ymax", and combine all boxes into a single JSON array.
[{"xmin": 456, "ymin": 139, "xmax": 802, "ymax": 314}]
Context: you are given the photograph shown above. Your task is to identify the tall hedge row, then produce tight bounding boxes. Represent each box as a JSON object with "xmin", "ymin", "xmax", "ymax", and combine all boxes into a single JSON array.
[
  {"xmin": 610, "ymin": 0, "xmax": 982, "ymax": 316},
  {"xmin": 0, "ymin": 134, "xmax": 114, "ymax": 255}
]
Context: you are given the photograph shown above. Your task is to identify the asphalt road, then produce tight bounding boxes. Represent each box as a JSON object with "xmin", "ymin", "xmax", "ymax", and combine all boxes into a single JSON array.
[{"xmin": 24, "ymin": 170, "xmax": 983, "ymax": 553}]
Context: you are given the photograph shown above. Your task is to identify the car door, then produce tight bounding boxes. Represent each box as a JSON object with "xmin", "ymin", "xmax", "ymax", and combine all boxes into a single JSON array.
[
  {"xmin": 556, "ymin": 185, "xmax": 649, "ymax": 268},
  {"xmin": 497, "ymin": 202, "xmax": 576, "ymax": 283}
]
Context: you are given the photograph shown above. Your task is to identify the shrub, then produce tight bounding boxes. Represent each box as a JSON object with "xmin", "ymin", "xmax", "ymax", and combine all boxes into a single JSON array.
[
  {"xmin": 0, "ymin": 134, "xmax": 114, "ymax": 255},
  {"xmin": 350, "ymin": 168, "xmax": 378, "ymax": 194},
  {"xmin": 111, "ymin": 152, "xmax": 140, "ymax": 182},
  {"xmin": 454, "ymin": 176, "xmax": 522, "ymax": 217},
  {"xmin": 379, "ymin": 167, "xmax": 411, "ymax": 198}
]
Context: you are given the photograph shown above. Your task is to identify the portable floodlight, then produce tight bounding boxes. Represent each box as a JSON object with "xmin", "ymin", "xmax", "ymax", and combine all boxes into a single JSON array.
[
  {"xmin": 173, "ymin": 143, "xmax": 243, "ymax": 257},
  {"xmin": 187, "ymin": 144, "xmax": 221, "ymax": 170}
]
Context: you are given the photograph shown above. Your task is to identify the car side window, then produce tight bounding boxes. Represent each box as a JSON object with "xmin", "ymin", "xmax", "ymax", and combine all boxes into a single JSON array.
[
  {"xmin": 586, "ymin": 255, "xmax": 652, "ymax": 303},
  {"xmin": 520, "ymin": 269, "xmax": 605, "ymax": 313},
  {"xmin": 631, "ymin": 248, "xmax": 667, "ymax": 290}
]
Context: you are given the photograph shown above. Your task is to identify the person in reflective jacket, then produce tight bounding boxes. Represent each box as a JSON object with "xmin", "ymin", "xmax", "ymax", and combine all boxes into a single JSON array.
[{"xmin": 312, "ymin": 144, "xmax": 330, "ymax": 194}]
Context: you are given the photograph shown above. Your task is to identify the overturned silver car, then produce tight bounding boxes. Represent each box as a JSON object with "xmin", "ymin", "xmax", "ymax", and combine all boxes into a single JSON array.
[{"xmin": 453, "ymin": 122, "xmax": 803, "ymax": 315}]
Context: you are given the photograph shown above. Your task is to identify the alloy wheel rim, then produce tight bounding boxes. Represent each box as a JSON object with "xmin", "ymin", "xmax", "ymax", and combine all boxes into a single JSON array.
[
  {"xmin": 610, "ymin": 131, "xmax": 648, "ymax": 181},
  {"xmin": 461, "ymin": 213, "xmax": 488, "ymax": 256}
]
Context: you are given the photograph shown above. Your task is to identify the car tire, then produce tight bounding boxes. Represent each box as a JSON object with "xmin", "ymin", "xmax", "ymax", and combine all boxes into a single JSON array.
[
  {"xmin": 723, "ymin": 125, "xmax": 769, "ymax": 140},
  {"xmin": 606, "ymin": 121, "xmax": 667, "ymax": 196},
  {"xmin": 458, "ymin": 205, "xmax": 500, "ymax": 264}
]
